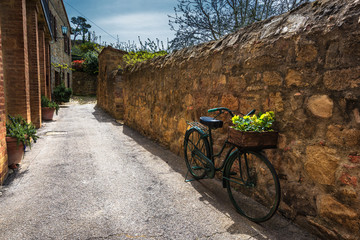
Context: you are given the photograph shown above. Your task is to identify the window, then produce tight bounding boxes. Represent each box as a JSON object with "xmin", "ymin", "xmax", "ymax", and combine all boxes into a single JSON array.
[
  {"xmin": 64, "ymin": 35, "xmax": 68, "ymax": 54},
  {"xmin": 55, "ymin": 71, "xmax": 60, "ymax": 86},
  {"xmin": 67, "ymin": 73, "xmax": 70, "ymax": 88},
  {"xmin": 53, "ymin": 17, "xmax": 57, "ymax": 41},
  {"xmin": 64, "ymin": 34, "xmax": 71, "ymax": 55}
]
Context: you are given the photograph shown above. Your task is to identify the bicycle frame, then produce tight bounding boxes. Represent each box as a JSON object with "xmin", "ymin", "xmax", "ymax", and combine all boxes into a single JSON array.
[{"xmin": 207, "ymin": 127, "xmax": 236, "ymax": 172}]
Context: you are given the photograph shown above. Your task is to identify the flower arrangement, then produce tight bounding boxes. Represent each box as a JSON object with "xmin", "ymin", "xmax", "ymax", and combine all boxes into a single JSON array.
[
  {"xmin": 41, "ymin": 96, "xmax": 59, "ymax": 115},
  {"xmin": 6, "ymin": 115, "xmax": 39, "ymax": 147},
  {"xmin": 231, "ymin": 111, "xmax": 275, "ymax": 132}
]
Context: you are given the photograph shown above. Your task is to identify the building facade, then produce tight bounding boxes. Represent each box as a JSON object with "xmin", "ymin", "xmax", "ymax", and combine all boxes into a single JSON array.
[
  {"xmin": 0, "ymin": 0, "xmax": 71, "ymax": 184},
  {"xmin": 49, "ymin": 0, "xmax": 72, "ymax": 90}
]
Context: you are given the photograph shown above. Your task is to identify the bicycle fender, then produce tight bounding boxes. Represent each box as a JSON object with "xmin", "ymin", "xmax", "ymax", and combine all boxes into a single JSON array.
[
  {"xmin": 187, "ymin": 126, "xmax": 208, "ymax": 138},
  {"xmin": 222, "ymin": 148, "xmax": 240, "ymax": 188}
]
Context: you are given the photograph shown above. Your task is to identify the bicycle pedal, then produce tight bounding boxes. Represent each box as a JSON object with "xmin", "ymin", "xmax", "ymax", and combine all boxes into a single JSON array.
[{"xmin": 230, "ymin": 171, "xmax": 237, "ymax": 175}]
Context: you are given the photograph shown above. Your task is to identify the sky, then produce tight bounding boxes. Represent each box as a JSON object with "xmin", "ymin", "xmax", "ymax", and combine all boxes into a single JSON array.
[{"xmin": 63, "ymin": 0, "xmax": 177, "ymax": 47}]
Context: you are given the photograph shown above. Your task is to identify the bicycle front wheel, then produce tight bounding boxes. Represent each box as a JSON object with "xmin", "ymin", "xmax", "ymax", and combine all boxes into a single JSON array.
[
  {"xmin": 225, "ymin": 150, "xmax": 280, "ymax": 222},
  {"xmin": 184, "ymin": 128, "xmax": 210, "ymax": 180}
]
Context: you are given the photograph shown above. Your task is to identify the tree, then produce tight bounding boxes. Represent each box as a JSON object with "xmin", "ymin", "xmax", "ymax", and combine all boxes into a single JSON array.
[
  {"xmin": 169, "ymin": 0, "xmax": 310, "ymax": 49},
  {"xmin": 71, "ymin": 16, "xmax": 91, "ymax": 42}
]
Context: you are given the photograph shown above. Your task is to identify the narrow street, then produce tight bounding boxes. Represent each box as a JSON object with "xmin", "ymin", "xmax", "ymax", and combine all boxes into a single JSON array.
[{"xmin": 0, "ymin": 100, "xmax": 316, "ymax": 240}]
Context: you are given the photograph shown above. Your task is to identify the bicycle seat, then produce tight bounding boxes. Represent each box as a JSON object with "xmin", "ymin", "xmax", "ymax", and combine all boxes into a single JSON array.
[{"xmin": 200, "ymin": 116, "xmax": 223, "ymax": 129}]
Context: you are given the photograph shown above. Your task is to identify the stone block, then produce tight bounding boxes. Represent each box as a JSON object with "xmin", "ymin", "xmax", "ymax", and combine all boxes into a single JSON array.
[
  {"xmin": 221, "ymin": 94, "xmax": 238, "ymax": 111},
  {"xmin": 285, "ymin": 69, "xmax": 303, "ymax": 87},
  {"xmin": 307, "ymin": 95, "xmax": 333, "ymax": 118},
  {"xmin": 263, "ymin": 71, "xmax": 283, "ymax": 86},
  {"xmin": 296, "ymin": 44, "xmax": 318, "ymax": 62},
  {"xmin": 323, "ymin": 67, "xmax": 360, "ymax": 91},
  {"xmin": 305, "ymin": 146, "xmax": 339, "ymax": 185},
  {"xmin": 336, "ymin": 188, "xmax": 358, "ymax": 204},
  {"xmin": 267, "ymin": 92, "xmax": 284, "ymax": 112},
  {"xmin": 317, "ymin": 195, "xmax": 359, "ymax": 233},
  {"xmin": 326, "ymin": 125, "xmax": 360, "ymax": 146}
]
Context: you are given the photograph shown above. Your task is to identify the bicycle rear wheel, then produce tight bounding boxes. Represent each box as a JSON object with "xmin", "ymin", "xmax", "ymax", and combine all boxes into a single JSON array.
[
  {"xmin": 224, "ymin": 150, "xmax": 280, "ymax": 222},
  {"xmin": 184, "ymin": 128, "xmax": 211, "ymax": 179}
]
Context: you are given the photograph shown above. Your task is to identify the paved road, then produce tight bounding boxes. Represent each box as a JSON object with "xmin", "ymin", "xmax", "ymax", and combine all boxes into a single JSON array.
[{"xmin": 0, "ymin": 101, "xmax": 316, "ymax": 240}]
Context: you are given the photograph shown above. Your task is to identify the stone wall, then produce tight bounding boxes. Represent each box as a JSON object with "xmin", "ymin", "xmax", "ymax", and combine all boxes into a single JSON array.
[
  {"xmin": 49, "ymin": 0, "xmax": 72, "ymax": 90},
  {"xmin": 97, "ymin": 47, "xmax": 127, "ymax": 119},
  {"xmin": 97, "ymin": 0, "xmax": 360, "ymax": 239},
  {"xmin": 72, "ymin": 72, "xmax": 97, "ymax": 96}
]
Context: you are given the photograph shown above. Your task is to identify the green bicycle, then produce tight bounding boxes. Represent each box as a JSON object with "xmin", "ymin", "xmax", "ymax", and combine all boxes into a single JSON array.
[{"xmin": 184, "ymin": 107, "xmax": 280, "ymax": 222}]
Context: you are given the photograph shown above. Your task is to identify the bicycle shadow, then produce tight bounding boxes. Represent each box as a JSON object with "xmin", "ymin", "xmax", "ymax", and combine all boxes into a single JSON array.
[{"xmin": 121, "ymin": 124, "xmax": 315, "ymax": 240}]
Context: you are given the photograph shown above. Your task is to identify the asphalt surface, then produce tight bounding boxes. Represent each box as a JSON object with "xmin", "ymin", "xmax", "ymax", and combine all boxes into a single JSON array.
[{"xmin": 0, "ymin": 100, "xmax": 317, "ymax": 240}]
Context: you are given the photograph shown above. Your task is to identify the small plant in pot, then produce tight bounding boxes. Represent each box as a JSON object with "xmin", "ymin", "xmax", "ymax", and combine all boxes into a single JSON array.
[
  {"xmin": 53, "ymin": 84, "xmax": 72, "ymax": 103},
  {"xmin": 41, "ymin": 96, "xmax": 59, "ymax": 121},
  {"xmin": 6, "ymin": 115, "xmax": 39, "ymax": 169},
  {"xmin": 228, "ymin": 111, "xmax": 278, "ymax": 149}
]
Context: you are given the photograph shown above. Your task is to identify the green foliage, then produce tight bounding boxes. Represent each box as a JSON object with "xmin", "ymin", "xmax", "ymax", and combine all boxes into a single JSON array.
[
  {"xmin": 6, "ymin": 115, "xmax": 39, "ymax": 148},
  {"xmin": 232, "ymin": 111, "xmax": 275, "ymax": 132},
  {"xmin": 71, "ymin": 16, "xmax": 91, "ymax": 42},
  {"xmin": 51, "ymin": 62, "xmax": 74, "ymax": 71},
  {"xmin": 53, "ymin": 84, "xmax": 73, "ymax": 103},
  {"xmin": 122, "ymin": 50, "xmax": 168, "ymax": 67},
  {"xmin": 41, "ymin": 96, "xmax": 60, "ymax": 115},
  {"xmin": 83, "ymin": 51, "xmax": 99, "ymax": 75},
  {"xmin": 71, "ymin": 41, "xmax": 102, "ymax": 75},
  {"xmin": 112, "ymin": 37, "xmax": 169, "ymax": 53}
]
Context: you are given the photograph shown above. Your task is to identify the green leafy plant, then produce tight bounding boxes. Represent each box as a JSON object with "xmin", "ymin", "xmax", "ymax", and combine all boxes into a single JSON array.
[
  {"xmin": 231, "ymin": 111, "xmax": 275, "ymax": 132},
  {"xmin": 41, "ymin": 96, "xmax": 60, "ymax": 115},
  {"xmin": 53, "ymin": 84, "xmax": 73, "ymax": 103},
  {"xmin": 83, "ymin": 51, "xmax": 99, "ymax": 75},
  {"xmin": 122, "ymin": 50, "xmax": 168, "ymax": 67},
  {"xmin": 6, "ymin": 115, "xmax": 39, "ymax": 147}
]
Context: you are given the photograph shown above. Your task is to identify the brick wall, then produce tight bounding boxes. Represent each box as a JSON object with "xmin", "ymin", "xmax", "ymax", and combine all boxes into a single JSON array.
[
  {"xmin": 27, "ymin": 1, "xmax": 41, "ymax": 127},
  {"xmin": 98, "ymin": 1, "xmax": 360, "ymax": 239},
  {"xmin": 0, "ymin": 18, "xmax": 8, "ymax": 185},
  {"xmin": 38, "ymin": 25, "xmax": 48, "ymax": 99},
  {"xmin": 0, "ymin": 0, "xmax": 31, "ymax": 122}
]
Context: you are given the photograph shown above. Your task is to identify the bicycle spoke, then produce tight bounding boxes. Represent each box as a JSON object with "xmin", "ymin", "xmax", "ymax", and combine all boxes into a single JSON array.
[
  {"xmin": 225, "ymin": 151, "xmax": 280, "ymax": 222},
  {"xmin": 184, "ymin": 128, "xmax": 210, "ymax": 180}
]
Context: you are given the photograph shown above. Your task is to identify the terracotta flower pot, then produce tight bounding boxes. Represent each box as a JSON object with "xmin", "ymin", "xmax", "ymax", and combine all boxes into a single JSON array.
[
  {"xmin": 42, "ymin": 107, "xmax": 55, "ymax": 120},
  {"xmin": 6, "ymin": 137, "xmax": 24, "ymax": 167}
]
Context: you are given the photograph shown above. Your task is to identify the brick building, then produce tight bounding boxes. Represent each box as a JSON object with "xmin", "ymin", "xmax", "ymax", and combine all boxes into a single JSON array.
[{"xmin": 0, "ymin": 0, "xmax": 71, "ymax": 184}]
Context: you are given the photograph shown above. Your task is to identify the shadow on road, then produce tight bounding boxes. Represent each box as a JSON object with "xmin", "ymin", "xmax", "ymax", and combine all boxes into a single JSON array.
[
  {"xmin": 90, "ymin": 105, "xmax": 314, "ymax": 240},
  {"xmin": 120, "ymin": 122, "xmax": 304, "ymax": 239},
  {"xmin": 92, "ymin": 105, "xmax": 123, "ymax": 126},
  {"xmin": 2, "ymin": 168, "xmax": 29, "ymax": 187}
]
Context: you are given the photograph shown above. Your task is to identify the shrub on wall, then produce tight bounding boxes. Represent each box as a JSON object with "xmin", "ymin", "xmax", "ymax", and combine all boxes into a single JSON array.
[{"xmin": 122, "ymin": 50, "xmax": 168, "ymax": 67}]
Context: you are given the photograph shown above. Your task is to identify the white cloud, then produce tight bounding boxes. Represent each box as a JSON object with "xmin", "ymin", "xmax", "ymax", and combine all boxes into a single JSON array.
[{"xmin": 94, "ymin": 12, "xmax": 174, "ymax": 44}]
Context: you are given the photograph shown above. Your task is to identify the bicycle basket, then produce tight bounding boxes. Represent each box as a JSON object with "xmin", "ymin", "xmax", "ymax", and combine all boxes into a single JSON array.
[{"xmin": 228, "ymin": 127, "xmax": 278, "ymax": 149}]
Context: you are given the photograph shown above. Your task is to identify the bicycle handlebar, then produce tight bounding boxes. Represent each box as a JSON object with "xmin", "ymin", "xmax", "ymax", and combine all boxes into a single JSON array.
[
  {"xmin": 208, "ymin": 107, "xmax": 255, "ymax": 118},
  {"xmin": 208, "ymin": 107, "xmax": 235, "ymax": 117}
]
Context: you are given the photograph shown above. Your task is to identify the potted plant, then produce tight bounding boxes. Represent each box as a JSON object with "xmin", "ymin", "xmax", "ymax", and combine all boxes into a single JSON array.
[
  {"xmin": 41, "ymin": 96, "xmax": 59, "ymax": 121},
  {"xmin": 228, "ymin": 111, "xmax": 278, "ymax": 149},
  {"xmin": 6, "ymin": 115, "xmax": 39, "ymax": 169},
  {"xmin": 53, "ymin": 84, "xmax": 72, "ymax": 103}
]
